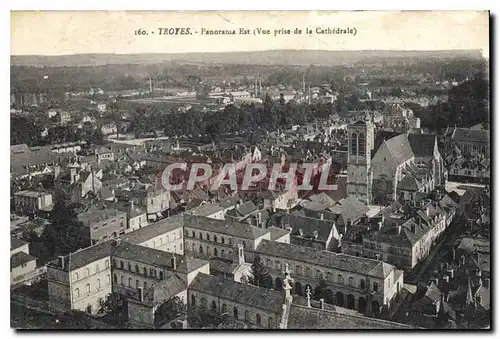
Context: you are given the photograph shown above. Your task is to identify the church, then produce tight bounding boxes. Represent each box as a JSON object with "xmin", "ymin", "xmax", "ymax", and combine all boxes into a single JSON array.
[{"xmin": 347, "ymin": 112, "xmax": 446, "ymax": 205}]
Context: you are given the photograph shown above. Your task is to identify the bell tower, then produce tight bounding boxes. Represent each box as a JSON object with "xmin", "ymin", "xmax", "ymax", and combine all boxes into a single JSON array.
[{"xmin": 347, "ymin": 112, "xmax": 374, "ymax": 205}]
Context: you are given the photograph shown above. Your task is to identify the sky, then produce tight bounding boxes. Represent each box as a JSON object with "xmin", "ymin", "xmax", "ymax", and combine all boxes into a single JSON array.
[{"xmin": 11, "ymin": 11, "xmax": 489, "ymax": 57}]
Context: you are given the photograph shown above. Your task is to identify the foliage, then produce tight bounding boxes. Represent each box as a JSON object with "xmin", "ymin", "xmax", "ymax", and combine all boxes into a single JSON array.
[
  {"xmin": 313, "ymin": 279, "xmax": 334, "ymax": 304},
  {"xmin": 189, "ymin": 308, "xmax": 232, "ymax": 329},
  {"xmin": 249, "ymin": 255, "xmax": 273, "ymax": 289},
  {"xmin": 154, "ymin": 296, "xmax": 187, "ymax": 328}
]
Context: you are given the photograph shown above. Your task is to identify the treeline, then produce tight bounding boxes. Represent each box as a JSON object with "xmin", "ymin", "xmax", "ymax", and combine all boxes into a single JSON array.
[{"xmin": 413, "ymin": 75, "xmax": 489, "ymax": 131}]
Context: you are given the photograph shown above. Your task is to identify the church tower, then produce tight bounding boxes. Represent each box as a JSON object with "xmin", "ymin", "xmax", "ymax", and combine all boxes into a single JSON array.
[{"xmin": 347, "ymin": 111, "xmax": 374, "ymax": 205}]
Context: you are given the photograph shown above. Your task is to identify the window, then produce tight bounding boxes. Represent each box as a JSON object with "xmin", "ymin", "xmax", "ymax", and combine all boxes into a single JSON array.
[
  {"xmin": 358, "ymin": 133, "xmax": 366, "ymax": 156},
  {"xmin": 214, "ymin": 248, "xmax": 218, "ymax": 257},
  {"xmin": 221, "ymin": 237, "xmax": 225, "ymax": 245},
  {"xmin": 256, "ymin": 313, "xmax": 261, "ymax": 326},
  {"xmin": 128, "ymin": 263, "xmax": 132, "ymax": 271},
  {"xmin": 128, "ymin": 278, "xmax": 132, "ymax": 287},
  {"xmin": 191, "ymin": 243, "xmax": 195, "ymax": 252},
  {"xmin": 221, "ymin": 249, "xmax": 225, "ymax": 257},
  {"xmin": 97, "ymin": 279, "xmax": 101, "ymax": 289},
  {"xmin": 86, "ymin": 268, "xmax": 90, "ymax": 277},
  {"xmin": 159, "ymin": 271, "xmax": 164, "ymax": 280},
  {"xmin": 150, "ymin": 199, "xmax": 154, "ymax": 205},
  {"xmin": 113, "ymin": 274, "xmax": 117, "ymax": 283},
  {"xmin": 327, "ymin": 272, "xmax": 332, "ymax": 281},
  {"xmin": 143, "ymin": 267, "xmax": 147, "ymax": 275},
  {"xmin": 373, "ymin": 282, "xmax": 379, "ymax": 292},
  {"xmin": 120, "ymin": 276, "xmax": 124, "ymax": 285},
  {"xmin": 192, "ymin": 231, "xmax": 195, "ymax": 237},
  {"xmin": 105, "ymin": 260, "xmax": 109, "ymax": 269},
  {"xmin": 199, "ymin": 245, "xmax": 204, "ymax": 254},
  {"xmin": 199, "ymin": 233, "xmax": 203, "ymax": 240},
  {"xmin": 206, "ymin": 233, "xmax": 209, "ymax": 240},
  {"xmin": 135, "ymin": 264, "xmax": 139, "ymax": 273},
  {"xmin": 120, "ymin": 261, "xmax": 124, "ymax": 269},
  {"xmin": 166, "ymin": 235, "xmax": 170, "ymax": 243},
  {"xmin": 174, "ymin": 245, "xmax": 177, "ymax": 253},
  {"xmin": 211, "ymin": 300, "xmax": 217, "ymax": 311},
  {"xmin": 222, "ymin": 304, "xmax": 227, "ymax": 314},
  {"xmin": 214, "ymin": 235, "xmax": 218, "ymax": 243},
  {"xmin": 351, "ymin": 133, "xmax": 358, "ymax": 156},
  {"xmin": 191, "ymin": 295, "xmax": 196, "ymax": 306},
  {"xmin": 337, "ymin": 274, "xmax": 343, "ymax": 284},
  {"xmin": 244, "ymin": 310, "xmax": 249, "ymax": 322},
  {"xmin": 144, "ymin": 281, "xmax": 148, "ymax": 289},
  {"xmin": 74, "ymin": 272, "xmax": 79, "ymax": 281},
  {"xmin": 98, "ymin": 298, "xmax": 104, "ymax": 307},
  {"xmin": 86, "ymin": 283, "xmax": 90, "ymax": 294},
  {"xmin": 136, "ymin": 280, "xmax": 140, "ymax": 288},
  {"xmin": 349, "ymin": 277, "xmax": 354, "ymax": 286},
  {"xmin": 306, "ymin": 267, "xmax": 311, "ymax": 277},
  {"xmin": 360, "ymin": 279, "xmax": 365, "ymax": 289},
  {"xmin": 228, "ymin": 238, "xmax": 232, "ymax": 246},
  {"xmin": 150, "ymin": 268, "xmax": 155, "ymax": 277},
  {"xmin": 275, "ymin": 261, "xmax": 281, "ymax": 270},
  {"xmin": 107, "ymin": 274, "xmax": 110, "ymax": 284},
  {"xmin": 316, "ymin": 270, "xmax": 323, "ymax": 279},
  {"xmin": 296, "ymin": 265, "xmax": 302, "ymax": 276},
  {"xmin": 74, "ymin": 288, "xmax": 80, "ymax": 298},
  {"xmin": 207, "ymin": 247, "xmax": 211, "ymax": 256},
  {"xmin": 233, "ymin": 307, "xmax": 238, "ymax": 319},
  {"xmin": 268, "ymin": 317, "xmax": 274, "ymax": 329}
]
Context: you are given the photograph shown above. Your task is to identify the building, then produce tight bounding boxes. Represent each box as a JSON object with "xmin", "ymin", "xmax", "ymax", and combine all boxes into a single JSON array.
[
  {"xmin": 254, "ymin": 239, "xmax": 404, "ymax": 316},
  {"xmin": 11, "ymin": 237, "xmax": 37, "ymax": 285},
  {"xmin": 444, "ymin": 127, "xmax": 489, "ymax": 157},
  {"xmin": 13, "ymin": 190, "xmax": 53, "ymax": 216},
  {"xmin": 77, "ymin": 207, "xmax": 128, "ymax": 245}
]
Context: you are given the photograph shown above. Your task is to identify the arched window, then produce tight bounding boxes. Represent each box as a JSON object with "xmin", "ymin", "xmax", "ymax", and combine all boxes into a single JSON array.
[
  {"xmin": 373, "ymin": 282, "xmax": 379, "ymax": 292},
  {"xmin": 221, "ymin": 249, "xmax": 225, "ymax": 257},
  {"xmin": 97, "ymin": 279, "xmax": 101, "ymax": 289},
  {"xmin": 214, "ymin": 235, "xmax": 218, "ymax": 243},
  {"xmin": 221, "ymin": 237, "xmax": 225, "ymax": 245},
  {"xmin": 120, "ymin": 261, "xmax": 124, "ymax": 269},
  {"xmin": 351, "ymin": 133, "xmax": 358, "ymax": 156},
  {"xmin": 105, "ymin": 260, "xmax": 109, "ymax": 268},
  {"xmin": 120, "ymin": 276, "xmax": 124, "ymax": 285},
  {"xmin": 275, "ymin": 260, "xmax": 281, "ymax": 270},
  {"xmin": 135, "ymin": 264, "xmax": 139, "ymax": 273},
  {"xmin": 74, "ymin": 288, "xmax": 80, "ymax": 298},
  {"xmin": 360, "ymin": 279, "xmax": 365, "ymax": 289},
  {"xmin": 206, "ymin": 233, "xmax": 210, "ymax": 240},
  {"xmin": 143, "ymin": 267, "xmax": 147, "ymax": 275},
  {"xmin": 199, "ymin": 245, "xmax": 204, "ymax": 254},
  {"xmin": 337, "ymin": 274, "xmax": 343, "ymax": 284},
  {"xmin": 166, "ymin": 235, "xmax": 170, "ymax": 242},
  {"xmin": 113, "ymin": 274, "xmax": 117, "ymax": 283},
  {"xmin": 358, "ymin": 133, "xmax": 366, "ymax": 156},
  {"xmin": 256, "ymin": 313, "xmax": 261, "ymax": 326},
  {"xmin": 199, "ymin": 232, "xmax": 203, "ymax": 240},
  {"xmin": 211, "ymin": 300, "xmax": 217, "ymax": 311},
  {"xmin": 222, "ymin": 304, "xmax": 227, "ymax": 314},
  {"xmin": 107, "ymin": 274, "xmax": 110, "ymax": 284},
  {"xmin": 174, "ymin": 245, "xmax": 177, "ymax": 253},
  {"xmin": 228, "ymin": 238, "xmax": 232, "ymax": 246},
  {"xmin": 349, "ymin": 277, "xmax": 354, "ymax": 286},
  {"xmin": 136, "ymin": 280, "xmax": 140, "ymax": 288},
  {"xmin": 127, "ymin": 278, "xmax": 131, "ymax": 287},
  {"xmin": 192, "ymin": 231, "xmax": 195, "ymax": 238},
  {"xmin": 86, "ymin": 268, "xmax": 90, "ymax": 277},
  {"xmin": 74, "ymin": 272, "xmax": 79, "ymax": 281},
  {"xmin": 86, "ymin": 283, "xmax": 90, "ymax": 294},
  {"xmin": 244, "ymin": 310, "xmax": 249, "ymax": 322},
  {"xmin": 214, "ymin": 248, "xmax": 218, "ymax": 257},
  {"xmin": 128, "ymin": 262, "xmax": 132, "ymax": 271},
  {"xmin": 306, "ymin": 267, "xmax": 311, "ymax": 277},
  {"xmin": 268, "ymin": 317, "xmax": 274, "ymax": 328}
]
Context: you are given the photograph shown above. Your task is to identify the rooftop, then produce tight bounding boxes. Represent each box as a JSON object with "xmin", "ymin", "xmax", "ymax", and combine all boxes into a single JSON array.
[
  {"xmin": 120, "ymin": 214, "xmax": 184, "ymax": 245},
  {"xmin": 184, "ymin": 214, "xmax": 270, "ymax": 240},
  {"xmin": 185, "ymin": 203, "xmax": 225, "ymax": 217}
]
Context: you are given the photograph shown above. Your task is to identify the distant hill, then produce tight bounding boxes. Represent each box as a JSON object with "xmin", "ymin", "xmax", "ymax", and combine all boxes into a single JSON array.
[{"xmin": 10, "ymin": 49, "xmax": 484, "ymax": 67}]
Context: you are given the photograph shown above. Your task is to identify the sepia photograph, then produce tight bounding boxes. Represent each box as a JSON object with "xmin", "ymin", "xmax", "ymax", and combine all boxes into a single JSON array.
[{"xmin": 9, "ymin": 10, "xmax": 490, "ymax": 330}]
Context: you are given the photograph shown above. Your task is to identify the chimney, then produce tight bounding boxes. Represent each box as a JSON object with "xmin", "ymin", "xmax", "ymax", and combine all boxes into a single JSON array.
[
  {"xmin": 59, "ymin": 256, "xmax": 65, "ymax": 270},
  {"xmin": 477, "ymin": 269, "xmax": 482, "ymax": 277},
  {"xmin": 313, "ymin": 230, "xmax": 319, "ymax": 239},
  {"xmin": 238, "ymin": 243, "xmax": 245, "ymax": 265},
  {"xmin": 452, "ymin": 248, "xmax": 456, "ymax": 261},
  {"xmin": 375, "ymin": 254, "xmax": 380, "ymax": 261},
  {"xmin": 320, "ymin": 213, "xmax": 324, "ymax": 220},
  {"xmin": 319, "ymin": 298, "xmax": 325, "ymax": 310},
  {"xmin": 397, "ymin": 226, "xmax": 402, "ymax": 234},
  {"xmin": 171, "ymin": 255, "xmax": 177, "ymax": 270},
  {"xmin": 443, "ymin": 275, "xmax": 450, "ymax": 283},
  {"xmin": 138, "ymin": 286, "xmax": 144, "ymax": 302},
  {"xmin": 433, "ymin": 278, "xmax": 439, "ymax": 286},
  {"xmin": 299, "ymin": 229, "xmax": 304, "ymax": 237},
  {"xmin": 378, "ymin": 221, "xmax": 383, "ymax": 231}
]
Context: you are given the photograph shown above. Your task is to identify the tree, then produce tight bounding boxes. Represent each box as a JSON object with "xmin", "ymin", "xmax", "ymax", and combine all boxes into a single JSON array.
[
  {"xmin": 154, "ymin": 296, "xmax": 187, "ymax": 328},
  {"xmin": 250, "ymin": 255, "xmax": 273, "ymax": 289},
  {"xmin": 314, "ymin": 279, "xmax": 334, "ymax": 304},
  {"xmin": 40, "ymin": 196, "xmax": 89, "ymax": 256}
]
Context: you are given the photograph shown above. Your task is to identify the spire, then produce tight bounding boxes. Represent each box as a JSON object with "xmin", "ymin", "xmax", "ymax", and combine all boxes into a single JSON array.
[{"xmin": 465, "ymin": 277, "xmax": 475, "ymax": 307}]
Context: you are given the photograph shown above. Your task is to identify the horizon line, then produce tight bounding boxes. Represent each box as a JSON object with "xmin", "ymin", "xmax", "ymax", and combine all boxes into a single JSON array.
[{"xmin": 10, "ymin": 48, "xmax": 487, "ymax": 58}]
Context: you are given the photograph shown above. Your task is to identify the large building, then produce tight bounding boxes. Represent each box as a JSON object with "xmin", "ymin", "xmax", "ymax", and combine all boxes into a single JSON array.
[{"xmin": 347, "ymin": 113, "xmax": 445, "ymax": 205}]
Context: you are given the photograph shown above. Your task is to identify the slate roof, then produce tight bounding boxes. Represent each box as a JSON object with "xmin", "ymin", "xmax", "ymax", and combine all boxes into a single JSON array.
[
  {"xmin": 189, "ymin": 273, "xmax": 284, "ymax": 314},
  {"xmin": 256, "ymin": 239, "xmax": 394, "ymax": 278},
  {"xmin": 398, "ymin": 175, "xmax": 422, "ymax": 191},
  {"xmin": 268, "ymin": 226, "xmax": 291, "ymax": 241},
  {"xmin": 383, "ymin": 134, "xmax": 415, "ymax": 165},
  {"xmin": 327, "ymin": 196, "xmax": 370, "ymax": 224},
  {"xmin": 456, "ymin": 237, "xmax": 490, "ymax": 254},
  {"xmin": 408, "ymin": 133, "xmax": 437, "ymax": 158},
  {"xmin": 184, "ymin": 214, "xmax": 270, "ymax": 240},
  {"xmin": 77, "ymin": 207, "xmax": 126, "ymax": 227},
  {"xmin": 11, "ymin": 251, "xmax": 36, "ymax": 270},
  {"xmin": 48, "ymin": 241, "xmax": 114, "ymax": 271},
  {"xmin": 287, "ymin": 304, "xmax": 414, "ymax": 329},
  {"xmin": 120, "ymin": 214, "xmax": 184, "ymax": 245},
  {"xmin": 451, "ymin": 128, "xmax": 488, "ymax": 143},
  {"xmin": 186, "ymin": 203, "xmax": 224, "ymax": 217},
  {"xmin": 11, "ymin": 237, "xmax": 28, "ymax": 251},
  {"xmin": 113, "ymin": 241, "xmax": 180, "ymax": 270},
  {"xmin": 288, "ymin": 214, "xmax": 336, "ymax": 242}
]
